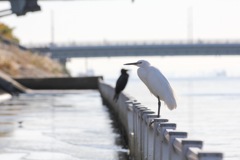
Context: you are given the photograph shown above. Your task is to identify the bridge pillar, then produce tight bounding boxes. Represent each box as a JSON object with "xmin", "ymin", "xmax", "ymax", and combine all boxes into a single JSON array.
[
  {"xmin": 57, "ymin": 58, "xmax": 70, "ymax": 75},
  {"xmin": 58, "ymin": 58, "xmax": 67, "ymax": 66},
  {"xmin": 57, "ymin": 58, "xmax": 68, "ymax": 68}
]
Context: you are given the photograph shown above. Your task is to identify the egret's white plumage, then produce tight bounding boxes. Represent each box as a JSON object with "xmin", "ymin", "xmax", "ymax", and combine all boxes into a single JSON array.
[{"xmin": 125, "ymin": 60, "xmax": 177, "ymax": 116}]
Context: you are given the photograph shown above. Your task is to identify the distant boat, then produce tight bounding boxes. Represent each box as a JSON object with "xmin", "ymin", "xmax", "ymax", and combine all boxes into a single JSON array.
[{"xmin": 216, "ymin": 70, "xmax": 227, "ymax": 77}]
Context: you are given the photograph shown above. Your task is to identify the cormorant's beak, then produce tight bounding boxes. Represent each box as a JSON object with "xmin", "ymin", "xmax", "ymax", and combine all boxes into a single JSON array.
[{"xmin": 124, "ymin": 62, "xmax": 139, "ymax": 66}]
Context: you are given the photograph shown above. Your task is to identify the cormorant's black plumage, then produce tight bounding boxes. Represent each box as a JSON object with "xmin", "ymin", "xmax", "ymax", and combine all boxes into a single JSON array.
[{"xmin": 113, "ymin": 69, "xmax": 129, "ymax": 102}]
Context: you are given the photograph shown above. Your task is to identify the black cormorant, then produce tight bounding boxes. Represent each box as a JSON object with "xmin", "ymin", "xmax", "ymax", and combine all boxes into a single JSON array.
[{"xmin": 113, "ymin": 69, "xmax": 129, "ymax": 102}]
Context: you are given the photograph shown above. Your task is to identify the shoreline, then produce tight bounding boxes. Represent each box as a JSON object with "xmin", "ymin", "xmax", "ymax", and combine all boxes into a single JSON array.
[{"xmin": 0, "ymin": 89, "xmax": 12, "ymax": 103}]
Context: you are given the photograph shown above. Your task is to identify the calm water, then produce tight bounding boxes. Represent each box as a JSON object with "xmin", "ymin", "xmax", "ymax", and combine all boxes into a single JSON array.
[
  {"xmin": 0, "ymin": 90, "xmax": 128, "ymax": 160},
  {"xmin": 67, "ymin": 55, "xmax": 240, "ymax": 160}
]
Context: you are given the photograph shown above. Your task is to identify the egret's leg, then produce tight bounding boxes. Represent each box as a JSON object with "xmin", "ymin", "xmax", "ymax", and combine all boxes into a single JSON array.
[
  {"xmin": 157, "ymin": 96, "xmax": 161, "ymax": 117},
  {"xmin": 149, "ymin": 96, "xmax": 161, "ymax": 126},
  {"xmin": 149, "ymin": 97, "xmax": 161, "ymax": 126}
]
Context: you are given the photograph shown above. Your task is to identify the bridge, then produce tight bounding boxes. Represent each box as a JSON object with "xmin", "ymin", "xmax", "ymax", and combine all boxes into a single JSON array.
[{"xmin": 30, "ymin": 41, "xmax": 240, "ymax": 59}]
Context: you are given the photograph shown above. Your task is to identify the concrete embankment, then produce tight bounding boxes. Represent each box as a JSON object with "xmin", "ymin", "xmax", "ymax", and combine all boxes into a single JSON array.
[
  {"xmin": 1, "ymin": 69, "xmax": 102, "ymax": 93},
  {"xmin": 14, "ymin": 76, "xmax": 103, "ymax": 90}
]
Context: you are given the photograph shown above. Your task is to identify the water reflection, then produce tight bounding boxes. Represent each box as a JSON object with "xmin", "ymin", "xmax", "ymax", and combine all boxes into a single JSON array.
[
  {"xmin": 0, "ymin": 101, "xmax": 22, "ymax": 135},
  {"xmin": 106, "ymin": 106, "xmax": 129, "ymax": 160},
  {"xmin": 0, "ymin": 91, "xmax": 129, "ymax": 160}
]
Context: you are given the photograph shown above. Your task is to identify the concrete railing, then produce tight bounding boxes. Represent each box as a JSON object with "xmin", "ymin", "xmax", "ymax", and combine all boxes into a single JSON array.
[{"xmin": 98, "ymin": 81, "xmax": 223, "ymax": 160}]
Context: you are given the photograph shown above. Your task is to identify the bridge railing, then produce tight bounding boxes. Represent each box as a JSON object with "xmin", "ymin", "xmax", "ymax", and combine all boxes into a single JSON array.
[
  {"xmin": 27, "ymin": 39, "xmax": 240, "ymax": 48},
  {"xmin": 98, "ymin": 81, "xmax": 223, "ymax": 160}
]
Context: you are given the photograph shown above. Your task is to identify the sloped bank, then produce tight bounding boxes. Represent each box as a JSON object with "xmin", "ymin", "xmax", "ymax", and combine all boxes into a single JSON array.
[
  {"xmin": 0, "ymin": 71, "xmax": 27, "ymax": 95},
  {"xmin": 0, "ymin": 70, "xmax": 27, "ymax": 103}
]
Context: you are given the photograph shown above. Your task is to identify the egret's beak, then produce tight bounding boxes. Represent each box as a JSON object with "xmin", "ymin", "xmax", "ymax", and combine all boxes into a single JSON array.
[{"xmin": 124, "ymin": 62, "xmax": 139, "ymax": 65}]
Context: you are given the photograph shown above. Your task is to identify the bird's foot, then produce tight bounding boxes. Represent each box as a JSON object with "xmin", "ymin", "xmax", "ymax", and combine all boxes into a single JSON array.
[{"xmin": 149, "ymin": 120, "xmax": 155, "ymax": 126}]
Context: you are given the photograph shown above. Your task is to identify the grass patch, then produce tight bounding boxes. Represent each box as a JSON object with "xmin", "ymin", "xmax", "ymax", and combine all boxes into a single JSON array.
[{"xmin": 0, "ymin": 43, "xmax": 67, "ymax": 78}]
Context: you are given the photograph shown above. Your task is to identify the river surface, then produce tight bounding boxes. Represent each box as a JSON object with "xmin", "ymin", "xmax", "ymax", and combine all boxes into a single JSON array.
[{"xmin": 0, "ymin": 90, "xmax": 128, "ymax": 160}]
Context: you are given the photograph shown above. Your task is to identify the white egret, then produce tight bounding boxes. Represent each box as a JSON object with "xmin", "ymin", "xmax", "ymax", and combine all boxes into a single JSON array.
[{"xmin": 124, "ymin": 60, "xmax": 177, "ymax": 117}]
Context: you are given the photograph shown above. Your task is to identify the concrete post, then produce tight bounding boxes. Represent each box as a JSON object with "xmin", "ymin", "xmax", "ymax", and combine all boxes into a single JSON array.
[
  {"xmin": 154, "ymin": 123, "xmax": 176, "ymax": 160},
  {"xmin": 172, "ymin": 139, "xmax": 203, "ymax": 160},
  {"xmin": 133, "ymin": 104, "xmax": 147, "ymax": 160},
  {"xmin": 148, "ymin": 118, "xmax": 168, "ymax": 160},
  {"xmin": 141, "ymin": 113, "xmax": 156, "ymax": 160},
  {"xmin": 126, "ymin": 100, "xmax": 140, "ymax": 159},
  {"xmin": 165, "ymin": 131, "xmax": 188, "ymax": 160}
]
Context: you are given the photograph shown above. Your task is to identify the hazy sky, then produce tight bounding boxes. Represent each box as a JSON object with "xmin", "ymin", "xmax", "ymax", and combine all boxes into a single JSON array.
[{"xmin": 1, "ymin": 0, "xmax": 240, "ymax": 45}]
